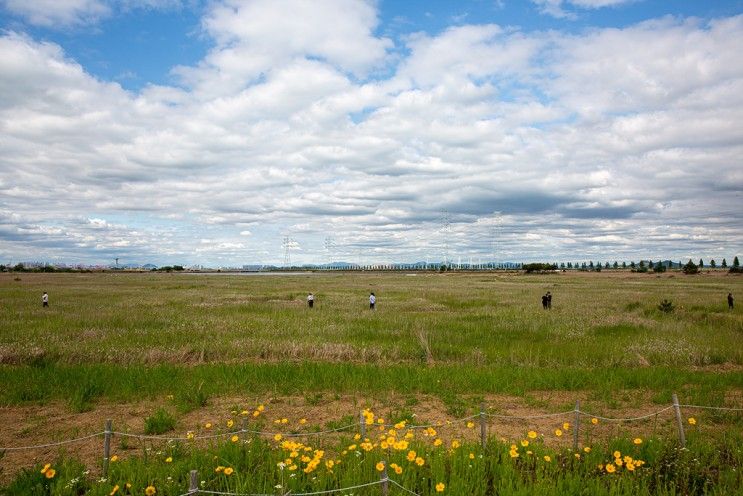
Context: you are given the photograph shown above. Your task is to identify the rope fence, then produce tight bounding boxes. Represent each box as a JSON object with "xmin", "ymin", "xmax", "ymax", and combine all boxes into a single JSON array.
[{"xmin": 1, "ymin": 395, "xmax": 740, "ymax": 494}]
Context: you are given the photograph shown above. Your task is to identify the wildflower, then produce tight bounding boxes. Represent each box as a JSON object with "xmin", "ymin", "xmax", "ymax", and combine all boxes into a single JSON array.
[
  {"xmin": 253, "ymin": 411, "xmax": 260, "ymax": 417},
  {"xmin": 145, "ymin": 486, "xmax": 156, "ymax": 496},
  {"xmin": 688, "ymin": 417, "xmax": 697, "ymax": 425},
  {"xmin": 394, "ymin": 464, "xmax": 403, "ymax": 475},
  {"xmin": 326, "ymin": 460, "xmax": 335, "ymax": 470},
  {"xmin": 544, "ymin": 455, "xmax": 551, "ymax": 462},
  {"xmin": 415, "ymin": 456, "xmax": 425, "ymax": 466},
  {"xmin": 215, "ymin": 466, "xmax": 224, "ymax": 473},
  {"xmin": 165, "ymin": 457, "xmax": 172, "ymax": 463},
  {"xmin": 395, "ymin": 421, "xmax": 406, "ymax": 429},
  {"xmin": 435, "ymin": 482, "xmax": 445, "ymax": 492},
  {"xmin": 433, "ymin": 438, "xmax": 443, "ymax": 447},
  {"xmin": 258, "ymin": 404, "xmax": 265, "ymax": 412},
  {"xmin": 583, "ymin": 447, "xmax": 591, "ymax": 453},
  {"xmin": 231, "ymin": 435, "xmax": 239, "ymax": 443},
  {"xmin": 226, "ymin": 420, "xmax": 234, "ymax": 428},
  {"xmin": 520, "ymin": 440, "xmax": 529, "ymax": 447},
  {"xmin": 274, "ymin": 434, "xmax": 282, "ymax": 441},
  {"xmin": 40, "ymin": 464, "xmax": 51, "ymax": 474},
  {"xmin": 240, "ymin": 410, "xmax": 249, "ymax": 416},
  {"xmin": 407, "ymin": 450, "xmax": 416, "ymax": 461},
  {"xmin": 591, "ymin": 418, "xmax": 599, "ymax": 425},
  {"xmin": 467, "ymin": 421, "xmax": 475, "ymax": 428},
  {"xmin": 377, "ymin": 418, "xmax": 384, "ymax": 424},
  {"xmin": 528, "ymin": 430, "xmax": 537, "ymax": 439},
  {"xmin": 380, "ymin": 441, "xmax": 389, "ymax": 449},
  {"xmin": 563, "ymin": 422, "xmax": 570, "ymax": 430},
  {"xmin": 526, "ymin": 450, "xmax": 533, "ymax": 455},
  {"xmin": 376, "ymin": 461, "xmax": 385, "ymax": 472},
  {"xmin": 605, "ymin": 464, "xmax": 616, "ymax": 474},
  {"xmin": 281, "ymin": 418, "xmax": 288, "ymax": 424},
  {"xmin": 633, "ymin": 438, "xmax": 642, "ymax": 445},
  {"xmin": 509, "ymin": 449, "xmax": 519, "ymax": 458},
  {"xmin": 613, "ymin": 451, "xmax": 621, "ymax": 459},
  {"xmin": 288, "ymin": 465, "xmax": 297, "ymax": 471},
  {"xmin": 626, "ymin": 462, "xmax": 636, "ymax": 471},
  {"xmin": 354, "ymin": 434, "xmax": 361, "ymax": 440},
  {"xmin": 469, "ymin": 453, "xmax": 475, "ymax": 459},
  {"xmin": 110, "ymin": 485, "xmax": 120, "ymax": 495},
  {"xmin": 186, "ymin": 432, "xmax": 194, "ymax": 440},
  {"xmin": 575, "ymin": 453, "xmax": 581, "ymax": 459},
  {"xmin": 224, "ymin": 467, "xmax": 234, "ymax": 476},
  {"xmin": 204, "ymin": 422, "xmax": 212, "ymax": 429},
  {"xmin": 300, "ymin": 418, "xmax": 307, "ymax": 425},
  {"xmin": 45, "ymin": 469, "xmax": 56, "ymax": 479},
  {"xmin": 554, "ymin": 429, "xmax": 563, "ymax": 437},
  {"xmin": 451, "ymin": 440, "xmax": 460, "ymax": 449},
  {"xmin": 615, "ymin": 458, "xmax": 623, "ymax": 467}
]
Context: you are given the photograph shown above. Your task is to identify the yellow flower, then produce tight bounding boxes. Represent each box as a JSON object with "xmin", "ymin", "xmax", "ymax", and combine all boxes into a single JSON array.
[
  {"xmin": 354, "ymin": 433, "xmax": 361, "ymax": 440},
  {"xmin": 575, "ymin": 453, "xmax": 581, "ymax": 459},
  {"xmin": 299, "ymin": 418, "xmax": 307, "ymax": 425},
  {"xmin": 394, "ymin": 464, "xmax": 403, "ymax": 475},
  {"xmin": 45, "ymin": 469, "xmax": 56, "ymax": 479},
  {"xmin": 451, "ymin": 440, "xmax": 460, "ymax": 449},
  {"xmin": 165, "ymin": 457, "xmax": 172, "ymax": 463},
  {"xmin": 688, "ymin": 417, "xmax": 697, "ymax": 425},
  {"xmin": 205, "ymin": 422, "xmax": 212, "ymax": 429},
  {"xmin": 562, "ymin": 422, "xmax": 570, "ymax": 430},
  {"xmin": 289, "ymin": 464, "xmax": 297, "ymax": 471},
  {"xmin": 377, "ymin": 418, "xmax": 385, "ymax": 424},
  {"xmin": 226, "ymin": 420, "xmax": 234, "ymax": 428},
  {"xmin": 544, "ymin": 455, "xmax": 551, "ymax": 462},
  {"xmin": 415, "ymin": 456, "xmax": 425, "ymax": 466},
  {"xmin": 509, "ymin": 449, "xmax": 519, "ymax": 458},
  {"xmin": 606, "ymin": 464, "xmax": 616, "ymax": 474},
  {"xmin": 240, "ymin": 410, "xmax": 249, "ymax": 416},
  {"xmin": 554, "ymin": 429, "xmax": 563, "ymax": 437},
  {"xmin": 591, "ymin": 417, "xmax": 598, "ymax": 425},
  {"xmin": 626, "ymin": 462, "xmax": 636, "ymax": 471},
  {"xmin": 520, "ymin": 440, "xmax": 529, "ymax": 447},
  {"xmin": 224, "ymin": 467, "xmax": 234, "ymax": 476},
  {"xmin": 527, "ymin": 430, "xmax": 537, "ymax": 439},
  {"xmin": 253, "ymin": 411, "xmax": 260, "ymax": 417},
  {"xmin": 110, "ymin": 485, "xmax": 120, "ymax": 495},
  {"xmin": 467, "ymin": 421, "xmax": 475, "ymax": 429},
  {"xmin": 274, "ymin": 434, "xmax": 282, "ymax": 441},
  {"xmin": 186, "ymin": 432, "xmax": 194, "ymax": 440},
  {"xmin": 215, "ymin": 466, "xmax": 224, "ymax": 473},
  {"xmin": 281, "ymin": 418, "xmax": 288, "ymax": 424},
  {"xmin": 145, "ymin": 486, "xmax": 156, "ymax": 496},
  {"xmin": 376, "ymin": 461, "xmax": 385, "ymax": 472},
  {"xmin": 407, "ymin": 450, "xmax": 416, "ymax": 461},
  {"xmin": 435, "ymin": 482, "xmax": 445, "ymax": 492},
  {"xmin": 469, "ymin": 453, "xmax": 475, "ymax": 459},
  {"xmin": 40, "ymin": 464, "xmax": 51, "ymax": 474},
  {"xmin": 258, "ymin": 404, "xmax": 265, "ymax": 412},
  {"xmin": 433, "ymin": 438, "xmax": 443, "ymax": 447},
  {"xmin": 231, "ymin": 435, "xmax": 239, "ymax": 443},
  {"xmin": 615, "ymin": 458, "xmax": 623, "ymax": 467},
  {"xmin": 613, "ymin": 451, "xmax": 621, "ymax": 459},
  {"xmin": 583, "ymin": 447, "xmax": 591, "ymax": 453},
  {"xmin": 633, "ymin": 438, "xmax": 642, "ymax": 445}
]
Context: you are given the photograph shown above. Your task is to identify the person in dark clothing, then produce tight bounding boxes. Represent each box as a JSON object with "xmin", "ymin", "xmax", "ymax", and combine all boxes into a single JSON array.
[
  {"xmin": 541, "ymin": 294, "xmax": 548, "ymax": 309},
  {"xmin": 546, "ymin": 292, "xmax": 552, "ymax": 309},
  {"xmin": 728, "ymin": 293, "xmax": 734, "ymax": 310},
  {"xmin": 307, "ymin": 293, "xmax": 314, "ymax": 308}
]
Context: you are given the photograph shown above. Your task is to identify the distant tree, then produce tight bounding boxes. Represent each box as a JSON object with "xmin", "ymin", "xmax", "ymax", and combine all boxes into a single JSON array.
[
  {"xmin": 604, "ymin": 262, "xmax": 610, "ymax": 269},
  {"xmin": 683, "ymin": 259, "xmax": 699, "ymax": 275},
  {"xmin": 622, "ymin": 261, "xmax": 627, "ymax": 269},
  {"xmin": 630, "ymin": 261, "xmax": 636, "ymax": 269},
  {"xmin": 567, "ymin": 262, "xmax": 573, "ymax": 269},
  {"xmin": 710, "ymin": 259, "xmax": 717, "ymax": 268},
  {"xmin": 581, "ymin": 262, "xmax": 587, "ymax": 270},
  {"xmin": 595, "ymin": 263, "xmax": 602, "ymax": 272},
  {"xmin": 722, "ymin": 258, "xmax": 728, "ymax": 268},
  {"xmin": 734, "ymin": 256, "xmax": 740, "ymax": 268},
  {"xmin": 589, "ymin": 261, "xmax": 594, "ymax": 269},
  {"xmin": 522, "ymin": 263, "xmax": 557, "ymax": 273},
  {"xmin": 699, "ymin": 259, "xmax": 704, "ymax": 269},
  {"xmin": 173, "ymin": 265, "xmax": 184, "ymax": 271},
  {"xmin": 653, "ymin": 263, "xmax": 666, "ymax": 273},
  {"xmin": 730, "ymin": 256, "xmax": 741, "ymax": 273},
  {"xmin": 560, "ymin": 262, "xmax": 565, "ymax": 269},
  {"xmin": 639, "ymin": 260, "xmax": 645, "ymax": 269},
  {"xmin": 12, "ymin": 263, "xmax": 25, "ymax": 272},
  {"xmin": 613, "ymin": 261, "xmax": 619, "ymax": 269},
  {"xmin": 648, "ymin": 260, "xmax": 654, "ymax": 269},
  {"xmin": 0, "ymin": 264, "xmax": 5, "ymax": 272}
]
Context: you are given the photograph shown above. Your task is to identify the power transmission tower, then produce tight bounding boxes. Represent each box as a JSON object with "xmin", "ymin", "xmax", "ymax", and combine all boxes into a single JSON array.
[
  {"xmin": 282, "ymin": 236, "xmax": 292, "ymax": 267},
  {"xmin": 440, "ymin": 210, "xmax": 451, "ymax": 268},
  {"xmin": 324, "ymin": 236, "xmax": 335, "ymax": 267}
]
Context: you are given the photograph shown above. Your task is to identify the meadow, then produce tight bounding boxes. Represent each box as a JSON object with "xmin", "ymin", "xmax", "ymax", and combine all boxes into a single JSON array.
[{"xmin": 0, "ymin": 270, "xmax": 742, "ymax": 494}]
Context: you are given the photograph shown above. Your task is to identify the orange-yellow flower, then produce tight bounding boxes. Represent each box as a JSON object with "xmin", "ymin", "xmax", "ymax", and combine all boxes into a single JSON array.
[
  {"xmin": 527, "ymin": 430, "xmax": 537, "ymax": 439},
  {"xmin": 633, "ymin": 438, "xmax": 642, "ymax": 445},
  {"xmin": 375, "ymin": 461, "xmax": 385, "ymax": 472},
  {"xmin": 407, "ymin": 450, "xmax": 416, "ymax": 461},
  {"xmin": 591, "ymin": 418, "xmax": 598, "ymax": 425},
  {"xmin": 40, "ymin": 464, "xmax": 51, "ymax": 474},
  {"xmin": 543, "ymin": 455, "xmax": 551, "ymax": 462},
  {"xmin": 688, "ymin": 417, "xmax": 697, "ymax": 425},
  {"xmin": 45, "ymin": 469, "xmax": 56, "ymax": 479},
  {"xmin": 554, "ymin": 429, "xmax": 563, "ymax": 437},
  {"xmin": 109, "ymin": 485, "xmax": 119, "ymax": 495},
  {"xmin": 145, "ymin": 486, "xmax": 156, "ymax": 496},
  {"xmin": 466, "ymin": 421, "xmax": 475, "ymax": 429},
  {"xmin": 415, "ymin": 456, "xmax": 425, "ymax": 466},
  {"xmin": 165, "ymin": 457, "xmax": 172, "ymax": 463},
  {"xmin": 226, "ymin": 420, "xmax": 234, "ymax": 428},
  {"xmin": 605, "ymin": 464, "xmax": 616, "ymax": 474},
  {"xmin": 562, "ymin": 422, "xmax": 570, "ymax": 430},
  {"xmin": 231, "ymin": 435, "xmax": 239, "ymax": 443},
  {"xmin": 435, "ymin": 482, "xmax": 445, "ymax": 492},
  {"xmin": 224, "ymin": 467, "xmax": 234, "ymax": 476}
]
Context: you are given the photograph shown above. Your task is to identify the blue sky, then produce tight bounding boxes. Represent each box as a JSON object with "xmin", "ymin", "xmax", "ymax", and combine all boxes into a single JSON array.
[{"xmin": 1, "ymin": 0, "xmax": 742, "ymax": 266}]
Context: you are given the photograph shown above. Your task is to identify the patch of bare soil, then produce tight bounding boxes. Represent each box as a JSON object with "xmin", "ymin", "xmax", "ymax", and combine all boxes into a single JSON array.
[{"xmin": 1, "ymin": 390, "xmax": 740, "ymax": 484}]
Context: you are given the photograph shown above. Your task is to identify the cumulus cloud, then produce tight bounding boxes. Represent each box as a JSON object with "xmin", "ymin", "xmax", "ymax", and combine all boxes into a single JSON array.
[
  {"xmin": 0, "ymin": 2, "xmax": 741, "ymax": 266},
  {"xmin": 0, "ymin": 0, "xmax": 184, "ymax": 27},
  {"xmin": 532, "ymin": 0, "xmax": 638, "ymax": 19}
]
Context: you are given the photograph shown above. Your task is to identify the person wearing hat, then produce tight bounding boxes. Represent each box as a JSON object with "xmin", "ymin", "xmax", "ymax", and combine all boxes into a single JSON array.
[{"xmin": 307, "ymin": 293, "xmax": 314, "ymax": 309}]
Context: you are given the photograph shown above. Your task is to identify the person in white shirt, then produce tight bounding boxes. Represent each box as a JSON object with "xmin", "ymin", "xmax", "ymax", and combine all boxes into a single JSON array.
[
  {"xmin": 42, "ymin": 292, "xmax": 49, "ymax": 307},
  {"xmin": 307, "ymin": 293, "xmax": 314, "ymax": 308},
  {"xmin": 369, "ymin": 292, "xmax": 376, "ymax": 310}
]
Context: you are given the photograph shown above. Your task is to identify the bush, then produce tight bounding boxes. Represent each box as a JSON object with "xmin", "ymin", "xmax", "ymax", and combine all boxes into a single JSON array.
[
  {"xmin": 682, "ymin": 260, "xmax": 699, "ymax": 275},
  {"xmin": 523, "ymin": 263, "xmax": 557, "ymax": 273},
  {"xmin": 144, "ymin": 408, "xmax": 177, "ymax": 435},
  {"xmin": 658, "ymin": 299, "xmax": 675, "ymax": 313},
  {"xmin": 653, "ymin": 264, "xmax": 667, "ymax": 273}
]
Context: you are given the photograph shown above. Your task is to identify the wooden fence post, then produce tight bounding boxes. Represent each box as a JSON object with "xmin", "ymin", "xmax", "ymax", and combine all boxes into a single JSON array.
[
  {"xmin": 672, "ymin": 393, "xmax": 686, "ymax": 447},
  {"xmin": 189, "ymin": 469, "xmax": 199, "ymax": 494},
  {"xmin": 573, "ymin": 400, "xmax": 580, "ymax": 451},
  {"xmin": 479, "ymin": 403, "xmax": 487, "ymax": 450},
  {"xmin": 380, "ymin": 460, "xmax": 388, "ymax": 496},
  {"xmin": 360, "ymin": 411, "xmax": 366, "ymax": 439},
  {"xmin": 103, "ymin": 419, "xmax": 112, "ymax": 477}
]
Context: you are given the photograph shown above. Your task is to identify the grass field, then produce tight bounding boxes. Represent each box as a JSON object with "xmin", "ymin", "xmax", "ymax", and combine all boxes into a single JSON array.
[{"xmin": 0, "ymin": 270, "xmax": 742, "ymax": 494}]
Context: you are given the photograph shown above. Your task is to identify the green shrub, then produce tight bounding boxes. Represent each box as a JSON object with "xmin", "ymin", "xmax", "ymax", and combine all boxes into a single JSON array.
[{"xmin": 144, "ymin": 408, "xmax": 176, "ymax": 435}]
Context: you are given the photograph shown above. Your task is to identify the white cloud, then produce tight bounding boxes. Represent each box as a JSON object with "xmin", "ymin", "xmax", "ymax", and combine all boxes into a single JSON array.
[
  {"xmin": 532, "ymin": 0, "xmax": 638, "ymax": 19},
  {"xmin": 0, "ymin": 4, "xmax": 741, "ymax": 266}
]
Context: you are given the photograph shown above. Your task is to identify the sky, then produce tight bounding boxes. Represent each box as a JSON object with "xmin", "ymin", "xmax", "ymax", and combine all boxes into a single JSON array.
[{"xmin": 1, "ymin": 0, "xmax": 742, "ymax": 267}]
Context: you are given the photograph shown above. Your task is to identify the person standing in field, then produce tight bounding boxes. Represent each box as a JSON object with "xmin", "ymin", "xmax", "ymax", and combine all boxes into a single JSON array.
[
  {"xmin": 541, "ymin": 293, "xmax": 548, "ymax": 309},
  {"xmin": 307, "ymin": 293, "xmax": 314, "ymax": 308},
  {"xmin": 546, "ymin": 291, "xmax": 552, "ymax": 309},
  {"xmin": 42, "ymin": 291, "xmax": 49, "ymax": 307},
  {"xmin": 729, "ymin": 293, "xmax": 734, "ymax": 310},
  {"xmin": 369, "ymin": 292, "xmax": 376, "ymax": 310}
]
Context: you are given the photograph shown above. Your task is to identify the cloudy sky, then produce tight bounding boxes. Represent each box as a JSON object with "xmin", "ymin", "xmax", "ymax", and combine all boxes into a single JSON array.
[{"xmin": 1, "ymin": 0, "xmax": 742, "ymax": 267}]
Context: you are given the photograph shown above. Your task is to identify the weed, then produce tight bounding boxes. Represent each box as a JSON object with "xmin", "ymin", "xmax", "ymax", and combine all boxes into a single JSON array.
[{"xmin": 144, "ymin": 408, "xmax": 176, "ymax": 435}]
